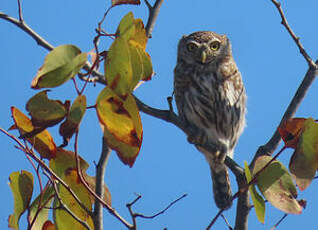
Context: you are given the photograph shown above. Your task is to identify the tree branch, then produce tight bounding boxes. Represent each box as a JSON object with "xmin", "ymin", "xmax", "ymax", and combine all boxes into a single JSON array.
[
  {"xmin": 126, "ymin": 193, "xmax": 187, "ymax": 229},
  {"xmin": 270, "ymin": 0, "xmax": 316, "ymax": 68},
  {"xmin": 144, "ymin": 0, "xmax": 164, "ymax": 38},
  {"xmin": 93, "ymin": 137, "xmax": 111, "ymax": 230}
]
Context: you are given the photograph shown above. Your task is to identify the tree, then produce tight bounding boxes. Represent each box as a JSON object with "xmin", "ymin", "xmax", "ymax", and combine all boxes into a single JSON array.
[{"xmin": 1, "ymin": 0, "xmax": 318, "ymax": 229}]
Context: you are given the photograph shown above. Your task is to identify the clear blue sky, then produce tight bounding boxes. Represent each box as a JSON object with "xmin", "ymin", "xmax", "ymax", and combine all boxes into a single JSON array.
[{"xmin": 1, "ymin": 0, "xmax": 318, "ymax": 229}]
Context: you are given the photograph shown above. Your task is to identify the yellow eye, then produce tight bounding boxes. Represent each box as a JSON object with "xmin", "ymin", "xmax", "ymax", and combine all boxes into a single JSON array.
[
  {"xmin": 210, "ymin": 41, "xmax": 220, "ymax": 51},
  {"xmin": 187, "ymin": 43, "xmax": 197, "ymax": 52}
]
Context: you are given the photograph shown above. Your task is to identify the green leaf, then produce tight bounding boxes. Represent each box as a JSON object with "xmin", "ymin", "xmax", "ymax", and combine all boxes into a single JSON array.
[
  {"xmin": 289, "ymin": 118, "xmax": 318, "ymax": 190},
  {"xmin": 244, "ymin": 161, "xmax": 265, "ymax": 223},
  {"xmin": 31, "ymin": 45, "xmax": 87, "ymax": 89},
  {"xmin": 105, "ymin": 37, "xmax": 133, "ymax": 97},
  {"xmin": 253, "ymin": 156, "xmax": 302, "ymax": 214},
  {"xmin": 53, "ymin": 169, "xmax": 93, "ymax": 230},
  {"xmin": 105, "ymin": 12, "xmax": 153, "ymax": 97},
  {"xmin": 59, "ymin": 95, "xmax": 87, "ymax": 143},
  {"xmin": 26, "ymin": 90, "xmax": 68, "ymax": 129},
  {"xmin": 49, "ymin": 148, "xmax": 89, "ymax": 180},
  {"xmin": 8, "ymin": 170, "xmax": 34, "ymax": 230},
  {"xmin": 28, "ymin": 185, "xmax": 54, "ymax": 230},
  {"xmin": 96, "ymin": 87, "xmax": 142, "ymax": 167},
  {"xmin": 116, "ymin": 12, "xmax": 136, "ymax": 40}
]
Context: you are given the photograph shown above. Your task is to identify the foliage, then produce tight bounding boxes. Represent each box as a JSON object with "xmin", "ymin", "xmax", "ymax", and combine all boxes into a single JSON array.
[
  {"xmin": 5, "ymin": 4, "xmax": 151, "ymax": 229},
  {"xmin": 1, "ymin": 0, "xmax": 318, "ymax": 229}
]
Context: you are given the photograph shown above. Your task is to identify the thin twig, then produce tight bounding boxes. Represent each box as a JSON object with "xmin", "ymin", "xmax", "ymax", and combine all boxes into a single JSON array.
[
  {"xmin": 0, "ymin": 127, "xmax": 92, "ymax": 216},
  {"xmin": 206, "ymin": 209, "xmax": 223, "ymax": 230},
  {"xmin": 134, "ymin": 194, "xmax": 187, "ymax": 219},
  {"xmin": 93, "ymin": 137, "xmax": 112, "ymax": 230},
  {"xmin": 270, "ymin": 0, "xmax": 316, "ymax": 68},
  {"xmin": 126, "ymin": 193, "xmax": 187, "ymax": 229},
  {"xmin": 17, "ymin": 0, "xmax": 24, "ymax": 22},
  {"xmin": 221, "ymin": 214, "xmax": 233, "ymax": 230},
  {"xmin": 271, "ymin": 213, "xmax": 288, "ymax": 230}
]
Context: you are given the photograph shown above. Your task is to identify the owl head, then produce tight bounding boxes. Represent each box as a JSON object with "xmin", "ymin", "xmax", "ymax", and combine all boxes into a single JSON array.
[{"xmin": 177, "ymin": 31, "xmax": 231, "ymax": 65}]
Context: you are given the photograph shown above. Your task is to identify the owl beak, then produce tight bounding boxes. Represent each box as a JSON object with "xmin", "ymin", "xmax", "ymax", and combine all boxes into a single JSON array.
[{"xmin": 201, "ymin": 51, "xmax": 207, "ymax": 64}]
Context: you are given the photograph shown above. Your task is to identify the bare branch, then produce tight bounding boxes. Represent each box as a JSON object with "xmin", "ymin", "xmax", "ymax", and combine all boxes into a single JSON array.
[
  {"xmin": 133, "ymin": 194, "xmax": 187, "ymax": 219},
  {"xmin": 144, "ymin": 0, "xmax": 164, "ymax": 38},
  {"xmin": 126, "ymin": 193, "xmax": 187, "ymax": 229},
  {"xmin": 206, "ymin": 209, "xmax": 223, "ymax": 230},
  {"xmin": 93, "ymin": 137, "xmax": 112, "ymax": 230},
  {"xmin": 221, "ymin": 214, "xmax": 233, "ymax": 230},
  {"xmin": 270, "ymin": 214, "xmax": 288, "ymax": 230},
  {"xmin": 0, "ymin": 12, "xmax": 54, "ymax": 50},
  {"xmin": 17, "ymin": 0, "xmax": 24, "ymax": 22},
  {"xmin": 0, "ymin": 12, "xmax": 104, "ymax": 80},
  {"xmin": 270, "ymin": 0, "xmax": 316, "ymax": 68}
]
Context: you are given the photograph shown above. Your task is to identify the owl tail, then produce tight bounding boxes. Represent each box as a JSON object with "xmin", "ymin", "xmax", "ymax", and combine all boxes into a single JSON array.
[{"xmin": 209, "ymin": 163, "xmax": 232, "ymax": 210}]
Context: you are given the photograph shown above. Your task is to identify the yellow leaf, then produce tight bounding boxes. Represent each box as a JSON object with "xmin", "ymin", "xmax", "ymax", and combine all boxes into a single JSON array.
[
  {"xmin": 11, "ymin": 107, "xmax": 56, "ymax": 159},
  {"xmin": 244, "ymin": 161, "xmax": 265, "ymax": 223},
  {"xmin": 96, "ymin": 87, "xmax": 142, "ymax": 167}
]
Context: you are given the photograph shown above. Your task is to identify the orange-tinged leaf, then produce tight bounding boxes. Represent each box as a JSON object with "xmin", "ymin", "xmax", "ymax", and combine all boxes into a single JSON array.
[
  {"xmin": 11, "ymin": 107, "xmax": 56, "ymax": 159},
  {"xmin": 26, "ymin": 90, "xmax": 68, "ymax": 129},
  {"xmin": 289, "ymin": 118, "xmax": 318, "ymax": 190},
  {"xmin": 244, "ymin": 161, "xmax": 265, "ymax": 223},
  {"xmin": 103, "ymin": 127, "xmax": 141, "ymax": 167},
  {"xmin": 53, "ymin": 169, "xmax": 93, "ymax": 230},
  {"xmin": 105, "ymin": 37, "xmax": 132, "ymax": 97},
  {"xmin": 42, "ymin": 221, "xmax": 55, "ymax": 230},
  {"xmin": 253, "ymin": 156, "xmax": 302, "ymax": 214},
  {"xmin": 59, "ymin": 95, "xmax": 87, "ymax": 144},
  {"xmin": 31, "ymin": 45, "xmax": 87, "ymax": 89},
  {"xmin": 112, "ymin": 0, "xmax": 140, "ymax": 7},
  {"xmin": 8, "ymin": 170, "xmax": 34, "ymax": 230},
  {"xmin": 96, "ymin": 87, "xmax": 142, "ymax": 147},
  {"xmin": 278, "ymin": 118, "xmax": 307, "ymax": 149},
  {"xmin": 49, "ymin": 148, "xmax": 89, "ymax": 179},
  {"xmin": 96, "ymin": 88, "xmax": 142, "ymax": 167}
]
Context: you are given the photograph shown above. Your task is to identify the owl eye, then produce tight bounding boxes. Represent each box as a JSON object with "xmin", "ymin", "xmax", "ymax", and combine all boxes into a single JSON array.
[
  {"xmin": 186, "ymin": 43, "xmax": 198, "ymax": 52},
  {"xmin": 210, "ymin": 41, "xmax": 220, "ymax": 51}
]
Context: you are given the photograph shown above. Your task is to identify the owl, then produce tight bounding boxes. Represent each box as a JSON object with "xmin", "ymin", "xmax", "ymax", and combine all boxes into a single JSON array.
[{"xmin": 174, "ymin": 31, "xmax": 246, "ymax": 210}]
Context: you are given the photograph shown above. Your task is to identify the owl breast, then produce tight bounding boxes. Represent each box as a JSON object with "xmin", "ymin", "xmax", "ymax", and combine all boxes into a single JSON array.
[{"xmin": 174, "ymin": 59, "xmax": 246, "ymax": 157}]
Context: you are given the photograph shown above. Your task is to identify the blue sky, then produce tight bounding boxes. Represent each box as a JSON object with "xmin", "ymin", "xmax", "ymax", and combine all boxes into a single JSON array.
[{"xmin": 1, "ymin": 0, "xmax": 318, "ymax": 229}]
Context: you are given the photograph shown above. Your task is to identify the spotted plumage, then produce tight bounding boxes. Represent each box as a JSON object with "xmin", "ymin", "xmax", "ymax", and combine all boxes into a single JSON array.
[{"xmin": 174, "ymin": 31, "xmax": 246, "ymax": 209}]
